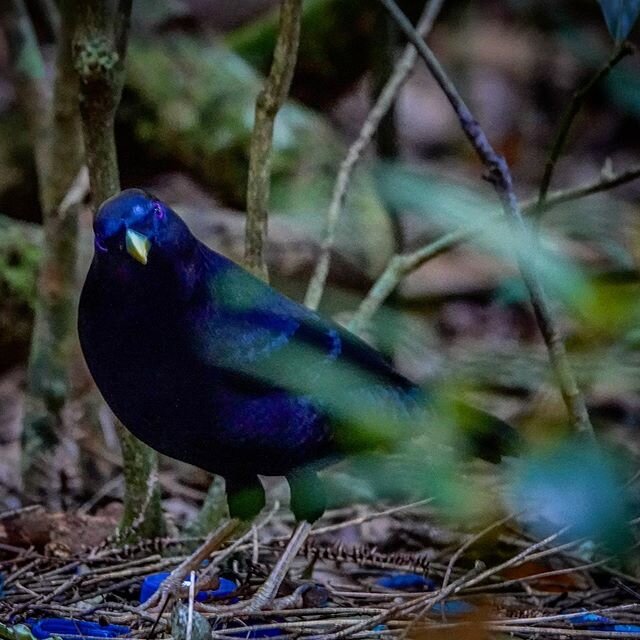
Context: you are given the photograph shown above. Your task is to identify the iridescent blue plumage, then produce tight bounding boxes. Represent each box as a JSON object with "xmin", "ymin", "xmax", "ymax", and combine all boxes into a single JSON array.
[{"xmin": 78, "ymin": 189, "xmax": 515, "ymax": 521}]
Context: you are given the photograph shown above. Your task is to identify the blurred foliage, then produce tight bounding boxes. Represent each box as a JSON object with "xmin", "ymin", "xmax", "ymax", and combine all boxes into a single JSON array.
[
  {"xmin": 0, "ymin": 216, "xmax": 40, "ymax": 304},
  {"xmin": 597, "ymin": 0, "xmax": 640, "ymax": 42},
  {"xmin": 373, "ymin": 161, "xmax": 592, "ymax": 309},
  {"xmin": 0, "ymin": 215, "xmax": 41, "ymax": 367},
  {"xmin": 509, "ymin": 438, "xmax": 633, "ymax": 553},
  {"xmin": 227, "ymin": 0, "xmax": 377, "ymax": 107},
  {"xmin": 125, "ymin": 37, "xmax": 395, "ymax": 277}
]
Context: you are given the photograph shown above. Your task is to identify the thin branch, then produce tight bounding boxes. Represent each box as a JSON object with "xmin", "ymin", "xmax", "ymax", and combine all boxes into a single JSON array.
[
  {"xmin": 37, "ymin": 0, "xmax": 60, "ymax": 40},
  {"xmin": 3, "ymin": 0, "xmax": 86, "ymax": 503},
  {"xmin": 0, "ymin": 0, "xmax": 49, "ymax": 185},
  {"xmin": 304, "ymin": 0, "xmax": 445, "ymax": 310},
  {"xmin": 537, "ymin": 41, "xmax": 635, "ymax": 209},
  {"xmin": 379, "ymin": 0, "xmax": 595, "ymax": 437},
  {"xmin": 348, "ymin": 230, "xmax": 467, "ymax": 336},
  {"xmin": 538, "ymin": 162, "xmax": 640, "ymax": 208},
  {"xmin": 244, "ymin": 0, "xmax": 303, "ymax": 281},
  {"xmin": 348, "ymin": 161, "xmax": 640, "ymax": 336}
]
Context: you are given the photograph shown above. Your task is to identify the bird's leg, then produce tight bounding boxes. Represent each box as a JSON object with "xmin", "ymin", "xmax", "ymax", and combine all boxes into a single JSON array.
[
  {"xmin": 197, "ymin": 470, "xmax": 324, "ymax": 614},
  {"xmin": 140, "ymin": 474, "xmax": 266, "ymax": 613},
  {"xmin": 140, "ymin": 517, "xmax": 241, "ymax": 612},
  {"xmin": 244, "ymin": 519, "xmax": 312, "ymax": 610},
  {"xmin": 197, "ymin": 519, "xmax": 312, "ymax": 614}
]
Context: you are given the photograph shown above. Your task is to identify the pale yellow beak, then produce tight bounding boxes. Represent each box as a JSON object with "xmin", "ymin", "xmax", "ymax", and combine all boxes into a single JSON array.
[{"xmin": 125, "ymin": 229, "xmax": 151, "ymax": 265}]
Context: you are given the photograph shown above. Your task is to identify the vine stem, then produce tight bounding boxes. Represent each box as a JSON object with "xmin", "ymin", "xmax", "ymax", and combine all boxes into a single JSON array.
[{"xmin": 378, "ymin": 0, "xmax": 594, "ymax": 438}]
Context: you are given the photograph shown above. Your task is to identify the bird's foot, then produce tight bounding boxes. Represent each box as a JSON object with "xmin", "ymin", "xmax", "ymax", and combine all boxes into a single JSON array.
[
  {"xmin": 140, "ymin": 518, "xmax": 240, "ymax": 613},
  {"xmin": 197, "ymin": 520, "xmax": 313, "ymax": 615}
]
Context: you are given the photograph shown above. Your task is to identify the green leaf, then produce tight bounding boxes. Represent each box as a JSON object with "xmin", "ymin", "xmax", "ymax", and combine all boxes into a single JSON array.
[
  {"xmin": 597, "ymin": 0, "xmax": 640, "ymax": 42},
  {"xmin": 373, "ymin": 161, "xmax": 592, "ymax": 310},
  {"xmin": 509, "ymin": 440, "xmax": 632, "ymax": 553}
]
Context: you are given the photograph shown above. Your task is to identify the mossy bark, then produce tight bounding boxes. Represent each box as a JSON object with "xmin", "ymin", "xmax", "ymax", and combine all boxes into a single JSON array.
[
  {"xmin": 0, "ymin": 215, "xmax": 41, "ymax": 369},
  {"xmin": 73, "ymin": 0, "xmax": 164, "ymax": 540}
]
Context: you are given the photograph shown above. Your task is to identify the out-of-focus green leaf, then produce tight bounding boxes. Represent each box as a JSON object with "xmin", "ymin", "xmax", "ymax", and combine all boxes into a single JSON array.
[
  {"xmin": 125, "ymin": 37, "xmax": 396, "ymax": 277},
  {"xmin": 374, "ymin": 162, "xmax": 592, "ymax": 310},
  {"xmin": 508, "ymin": 439, "xmax": 632, "ymax": 553},
  {"xmin": 597, "ymin": 0, "xmax": 640, "ymax": 42}
]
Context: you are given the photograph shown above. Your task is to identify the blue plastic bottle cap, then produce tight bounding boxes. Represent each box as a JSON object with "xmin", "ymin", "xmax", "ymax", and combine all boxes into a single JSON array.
[
  {"xmin": 569, "ymin": 612, "xmax": 640, "ymax": 632},
  {"xmin": 139, "ymin": 571, "xmax": 237, "ymax": 604},
  {"xmin": 376, "ymin": 573, "xmax": 435, "ymax": 591},
  {"xmin": 27, "ymin": 618, "xmax": 129, "ymax": 639}
]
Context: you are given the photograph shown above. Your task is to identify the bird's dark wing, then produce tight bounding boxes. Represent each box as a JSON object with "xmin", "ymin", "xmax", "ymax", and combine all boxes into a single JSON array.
[
  {"xmin": 188, "ymin": 247, "xmax": 416, "ymax": 389},
  {"xmin": 186, "ymin": 246, "xmax": 519, "ymax": 461},
  {"xmin": 183, "ymin": 248, "xmax": 424, "ymax": 452}
]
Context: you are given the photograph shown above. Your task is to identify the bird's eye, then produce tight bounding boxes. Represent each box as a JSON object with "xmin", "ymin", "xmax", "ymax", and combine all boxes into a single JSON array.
[
  {"xmin": 96, "ymin": 237, "xmax": 108, "ymax": 252},
  {"xmin": 153, "ymin": 202, "xmax": 164, "ymax": 220}
]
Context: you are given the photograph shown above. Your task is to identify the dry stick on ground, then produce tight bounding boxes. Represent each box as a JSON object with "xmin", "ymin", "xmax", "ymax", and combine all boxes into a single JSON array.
[
  {"xmin": 347, "ymin": 162, "xmax": 640, "ymax": 336},
  {"xmin": 372, "ymin": 0, "xmax": 591, "ymax": 437},
  {"xmin": 2, "ymin": 0, "xmax": 86, "ymax": 504},
  {"xmin": 537, "ymin": 41, "xmax": 635, "ymax": 210},
  {"xmin": 304, "ymin": 0, "xmax": 445, "ymax": 310},
  {"xmin": 244, "ymin": 0, "xmax": 303, "ymax": 281},
  {"xmin": 73, "ymin": 0, "xmax": 164, "ymax": 541}
]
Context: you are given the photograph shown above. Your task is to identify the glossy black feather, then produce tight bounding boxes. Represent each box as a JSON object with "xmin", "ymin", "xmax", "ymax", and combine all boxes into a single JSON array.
[{"xmin": 78, "ymin": 189, "xmax": 517, "ymax": 513}]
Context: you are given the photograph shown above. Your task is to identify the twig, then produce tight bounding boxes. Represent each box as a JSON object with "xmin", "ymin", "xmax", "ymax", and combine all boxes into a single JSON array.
[
  {"xmin": 348, "ymin": 162, "xmax": 640, "ymax": 335},
  {"xmin": 538, "ymin": 162, "xmax": 640, "ymax": 208},
  {"xmin": 348, "ymin": 229, "xmax": 468, "ymax": 336},
  {"xmin": 442, "ymin": 512, "xmax": 515, "ymax": 589},
  {"xmin": 304, "ymin": 0, "xmax": 445, "ymax": 310},
  {"xmin": 311, "ymin": 497, "xmax": 434, "ymax": 535},
  {"xmin": 244, "ymin": 0, "xmax": 303, "ymax": 281},
  {"xmin": 378, "ymin": 0, "xmax": 595, "ymax": 436},
  {"xmin": 460, "ymin": 527, "xmax": 570, "ymax": 591},
  {"xmin": 537, "ymin": 41, "xmax": 635, "ymax": 209},
  {"xmin": 489, "ymin": 625, "xmax": 640, "ymax": 638},
  {"xmin": 186, "ymin": 571, "xmax": 195, "ymax": 640},
  {"xmin": 312, "ymin": 561, "xmax": 485, "ymax": 640}
]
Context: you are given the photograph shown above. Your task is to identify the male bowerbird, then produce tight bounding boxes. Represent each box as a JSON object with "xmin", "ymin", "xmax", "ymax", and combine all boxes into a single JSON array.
[{"xmin": 78, "ymin": 189, "xmax": 517, "ymax": 613}]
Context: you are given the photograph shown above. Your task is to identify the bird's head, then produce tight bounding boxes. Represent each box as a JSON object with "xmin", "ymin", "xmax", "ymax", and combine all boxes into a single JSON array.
[{"xmin": 94, "ymin": 188, "xmax": 193, "ymax": 266}]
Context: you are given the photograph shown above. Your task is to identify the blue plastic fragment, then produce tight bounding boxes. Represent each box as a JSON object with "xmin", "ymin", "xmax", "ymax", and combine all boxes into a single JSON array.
[
  {"xmin": 431, "ymin": 601, "xmax": 475, "ymax": 615},
  {"xmin": 0, "ymin": 572, "xmax": 4, "ymax": 600},
  {"xmin": 139, "ymin": 572, "xmax": 237, "ymax": 604},
  {"xmin": 611, "ymin": 624, "xmax": 640, "ymax": 632},
  {"xmin": 376, "ymin": 573, "xmax": 435, "ymax": 591},
  {"xmin": 570, "ymin": 612, "xmax": 614, "ymax": 625},
  {"xmin": 569, "ymin": 612, "xmax": 640, "ymax": 632},
  {"xmin": 26, "ymin": 618, "xmax": 129, "ymax": 639}
]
